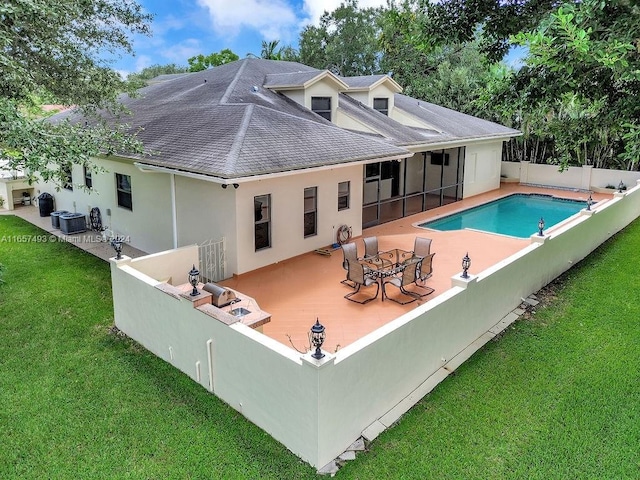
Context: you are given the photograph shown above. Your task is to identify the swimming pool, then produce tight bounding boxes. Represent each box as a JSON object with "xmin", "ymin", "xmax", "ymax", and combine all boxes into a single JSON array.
[{"xmin": 419, "ymin": 194, "xmax": 586, "ymax": 238}]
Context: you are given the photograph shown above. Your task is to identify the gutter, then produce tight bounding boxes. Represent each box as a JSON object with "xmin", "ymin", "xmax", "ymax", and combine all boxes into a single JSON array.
[
  {"xmin": 133, "ymin": 151, "xmax": 409, "ymax": 185},
  {"xmin": 403, "ymin": 132, "xmax": 523, "ymax": 154}
]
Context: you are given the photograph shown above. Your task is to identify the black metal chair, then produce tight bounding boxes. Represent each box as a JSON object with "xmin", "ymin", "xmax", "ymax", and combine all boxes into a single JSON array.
[
  {"xmin": 340, "ymin": 242, "xmax": 359, "ymax": 287},
  {"xmin": 363, "ymin": 236, "xmax": 380, "ymax": 258},
  {"xmin": 382, "ymin": 259, "xmax": 433, "ymax": 304},
  {"xmin": 344, "ymin": 260, "xmax": 379, "ymax": 304}
]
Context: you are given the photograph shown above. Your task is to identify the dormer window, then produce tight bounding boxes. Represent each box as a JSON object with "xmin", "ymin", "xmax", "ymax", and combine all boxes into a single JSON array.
[
  {"xmin": 373, "ymin": 98, "xmax": 389, "ymax": 116},
  {"xmin": 311, "ymin": 97, "xmax": 332, "ymax": 121}
]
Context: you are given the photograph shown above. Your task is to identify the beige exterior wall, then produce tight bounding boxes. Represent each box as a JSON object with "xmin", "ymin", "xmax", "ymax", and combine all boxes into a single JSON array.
[
  {"xmin": 235, "ymin": 165, "xmax": 363, "ymax": 274},
  {"xmin": 111, "ymin": 179, "xmax": 640, "ymax": 469},
  {"xmin": 346, "ymin": 84, "xmax": 396, "ymax": 114},
  {"xmin": 35, "ymin": 157, "xmax": 174, "ymax": 253},
  {"xmin": 304, "ymin": 79, "xmax": 341, "ymax": 123},
  {"xmin": 0, "ymin": 177, "xmax": 35, "ymax": 210},
  {"xmin": 463, "ymin": 141, "xmax": 502, "ymax": 197}
]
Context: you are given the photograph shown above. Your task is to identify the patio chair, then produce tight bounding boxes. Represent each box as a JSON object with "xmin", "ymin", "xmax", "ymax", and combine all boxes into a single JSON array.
[
  {"xmin": 382, "ymin": 259, "xmax": 432, "ymax": 304},
  {"xmin": 340, "ymin": 242, "xmax": 359, "ymax": 288},
  {"xmin": 415, "ymin": 253, "xmax": 436, "ymax": 295},
  {"xmin": 413, "ymin": 236, "xmax": 432, "ymax": 258},
  {"xmin": 363, "ymin": 236, "xmax": 380, "ymax": 258},
  {"xmin": 344, "ymin": 260, "xmax": 379, "ymax": 304}
]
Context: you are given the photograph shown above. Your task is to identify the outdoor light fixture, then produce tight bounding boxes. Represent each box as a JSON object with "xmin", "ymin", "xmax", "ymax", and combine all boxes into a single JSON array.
[
  {"xmin": 221, "ymin": 184, "xmax": 228, "ymax": 189},
  {"xmin": 538, "ymin": 217, "xmax": 545, "ymax": 236},
  {"xmin": 461, "ymin": 252, "xmax": 471, "ymax": 279},
  {"xmin": 309, "ymin": 318, "xmax": 326, "ymax": 360},
  {"xmin": 586, "ymin": 194, "xmax": 593, "ymax": 211},
  {"xmin": 233, "ymin": 183, "xmax": 239, "ymax": 189},
  {"xmin": 618, "ymin": 181, "xmax": 625, "ymax": 193},
  {"xmin": 111, "ymin": 237, "xmax": 123, "ymax": 260},
  {"xmin": 188, "ymin": 264, "xmax": 200, "ymax": 296}
]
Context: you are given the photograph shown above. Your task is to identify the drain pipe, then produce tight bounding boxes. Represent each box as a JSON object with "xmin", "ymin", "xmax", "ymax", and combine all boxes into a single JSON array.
[{"xmin": 170, "ymin": 173, "xmax": 178, "ymax": 248}]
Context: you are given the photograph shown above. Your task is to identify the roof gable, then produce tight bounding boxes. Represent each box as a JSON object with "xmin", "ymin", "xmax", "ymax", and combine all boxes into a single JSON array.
[
  {"xmin": 264, "ymin": 70, "xmax": 349, "ymax": 91},
  {"xmin": 341, "ymin": 74, "xmax": 402, "ymax": 93}
]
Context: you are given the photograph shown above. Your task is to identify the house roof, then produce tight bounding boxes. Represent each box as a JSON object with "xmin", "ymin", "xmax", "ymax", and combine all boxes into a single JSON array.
[
  {"xmin": 51, "ymin": 58, "xmax": 519, "ymax": 181},
  {"xmin": 340, "ymin": 74, "xmax": 403, "ymax": 93},
  {"xmin": 264, "ymin": 70, "xmax": 349, "ymax": 91},
  {"xmin": 393, "ymin": 95, "xmax": 520, "ymax": 141}
]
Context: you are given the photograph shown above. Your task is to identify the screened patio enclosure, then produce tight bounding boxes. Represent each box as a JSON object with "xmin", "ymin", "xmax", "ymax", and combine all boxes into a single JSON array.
[{"xmin": 362, "ymin": 147, "xmax": 465, "ymax": 228}]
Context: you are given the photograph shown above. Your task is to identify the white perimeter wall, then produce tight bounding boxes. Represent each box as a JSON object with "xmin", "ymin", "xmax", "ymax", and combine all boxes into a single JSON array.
[
  {"xmin": 464, "ymin": 141, "xmax": 502, "ymax": 197},
  {"xmin": 502, "ymin": 161, "xmax": 640, "ymax": 191},
  {"xmin": 112, "ymin": 180, "xmax": 640, "ymax": 468}
]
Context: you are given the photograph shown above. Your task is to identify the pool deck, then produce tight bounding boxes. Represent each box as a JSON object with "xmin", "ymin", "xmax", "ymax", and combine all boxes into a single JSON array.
[
  {"xmin": 2, "ymin": 183, "xmax": 610, "ymax": 353},
  {"xmin": 219, "ymin": 184, "xmax": 609, "ymax": 353}
]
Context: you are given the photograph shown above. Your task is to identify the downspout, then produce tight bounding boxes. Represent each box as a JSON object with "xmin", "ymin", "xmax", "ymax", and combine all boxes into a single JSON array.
[{"xmin": 170, "ymin": 173, "xmax": 178, "ymax": 248}]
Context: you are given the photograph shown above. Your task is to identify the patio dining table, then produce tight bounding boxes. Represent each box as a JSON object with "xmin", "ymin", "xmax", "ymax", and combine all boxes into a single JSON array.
[{"xmin": 360, "ymin": 249, "xmax": 417, "ymax": 299}]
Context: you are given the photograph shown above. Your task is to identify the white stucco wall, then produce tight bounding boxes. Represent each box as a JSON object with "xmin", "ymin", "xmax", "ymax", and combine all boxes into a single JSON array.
[
  {"xmin": 35, "ymin": 157, "xmax": 174, "ymax": 253},
  {"xmin": 235, "ymin": 165, "xmax": 363, "ymax": 274},
  {"xmin": 304, "ymin": 79, "xmax": 341, "ymax": 123},
  {"xmin": 111, "ymin": 181, "xmax": 640, "ymax": 469},
  {"xmin": 505, "ymin": 161, "xmax": 640, "ymax": 191},
  {"xmin": 463, "ymin": 141, "xmax": 502, "ymax": 197}
]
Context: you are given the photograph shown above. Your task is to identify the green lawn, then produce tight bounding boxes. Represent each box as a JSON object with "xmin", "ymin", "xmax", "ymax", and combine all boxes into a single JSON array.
[{"xmin": 1, "ymin": 215, "xmax": 639, "ymax": 479}]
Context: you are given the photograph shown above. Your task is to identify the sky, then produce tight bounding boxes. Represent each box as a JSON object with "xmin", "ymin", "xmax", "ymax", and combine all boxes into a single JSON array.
[{"xmin": 110, "ymin": 0, "xmax": 391, "ymax": 77}]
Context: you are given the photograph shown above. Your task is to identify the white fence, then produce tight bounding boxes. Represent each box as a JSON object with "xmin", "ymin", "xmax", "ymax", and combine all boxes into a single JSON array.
[
  {"xmin": 501, "ymin": 161, "xmax": 640, "ymax": 191},
  {"xmin": 111, "ymin": 181, "xmax": 640, "ymax": 469}
]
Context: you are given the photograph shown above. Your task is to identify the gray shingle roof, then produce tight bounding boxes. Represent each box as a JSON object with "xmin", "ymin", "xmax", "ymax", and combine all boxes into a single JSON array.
[
  {"xmin": 340, "ymin": 75, "xmax": 388, "ymax": 89},
  {"xmin": 50, "ymin": 58, "xmax": 518, "ymax": 180},
  {"xmin": 393, "ymin": 95, "xmax": 520, "ymax": 140},
  {"xmin": 264, "ymin": 71, "xmax": 324, "ymax": 88}
]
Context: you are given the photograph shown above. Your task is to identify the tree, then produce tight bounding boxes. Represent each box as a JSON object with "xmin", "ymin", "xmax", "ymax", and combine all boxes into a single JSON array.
[
  {"xmin": 507, "ymin": 0, "xmax": 640, "ymax": 169},
  {"xmin": 0, "ymin": 0, "xmax": 152, "ymax": 186},
  {"xmin": 127, "ymin": 64, "xmax": 189, "ymax": 88},
  {"xmin": 247, "ymin": 40, "xmax": 299, "ymax": 61},
  {"xmin": 413, "ymin": 0, "xmax": 564, "ymax": 62},
  {"xmin": 187, "ymin": 49, "xmax": 240, "ymax": 72},
  {"xmin": 299, "ymin": 0, "xmax": 382, "ymax": 76}
]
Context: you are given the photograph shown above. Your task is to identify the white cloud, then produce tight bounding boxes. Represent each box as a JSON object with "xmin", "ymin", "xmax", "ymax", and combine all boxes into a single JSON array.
[
  {"xmin": 135, "ymin": 55, "xmax": 154, "ymax": 71},
  {"xmin": 159, "ymin": 38, "xmax": 203, "ymax": 64},
  {"xmin": 196, "ymin": 0, "xmax": 298, "ymax": 40}
]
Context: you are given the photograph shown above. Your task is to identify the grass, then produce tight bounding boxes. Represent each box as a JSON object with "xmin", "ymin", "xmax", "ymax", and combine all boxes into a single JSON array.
[{"xmin": 1, "ymin": 214, "xmax": 639, "ymax": 478}]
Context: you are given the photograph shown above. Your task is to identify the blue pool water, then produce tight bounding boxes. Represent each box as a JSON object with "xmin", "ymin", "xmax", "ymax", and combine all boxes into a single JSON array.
[{"xmin": 420, "ymin": 194, "xmax": 586, "ymax": 238}]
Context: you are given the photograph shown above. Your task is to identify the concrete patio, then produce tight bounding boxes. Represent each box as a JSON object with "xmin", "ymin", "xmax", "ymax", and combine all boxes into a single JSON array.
[{"xmin": 1, "ymin": 182, "xmax": 605, "ymax": 353}]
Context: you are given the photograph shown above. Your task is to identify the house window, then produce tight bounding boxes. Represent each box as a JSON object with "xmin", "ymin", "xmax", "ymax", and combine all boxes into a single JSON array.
[
  {"xmin": 84, "ymin": 167, "xmax": 92, "ymax": 188},
  {"xmin": 430, "ymin": 152, "xmax": 450, "ymax": 166},
  {"xmin": 373, "ymin": 98, "xmax": 389, "ymax": 116},
  {"xmin": 62, "ymin": 164, "xmax": 73, "ymax": 191},
  {"xmin": 254, "ymin": 194, "xmax": 271, "ymax": 250},
  {"xmin": 311, "ymin": 97, "xmax": 331, "ymax": 121},
  {"xmin": 304, "ymin": 187, "xmax": 317, "ymax": 238},
  {"xmin": 115, "ymin": 173, "xmax": 132, "ymax": 210},
  {"xmin": 338, "ymin": 181, "xmax": 350, "ymax": 210}
]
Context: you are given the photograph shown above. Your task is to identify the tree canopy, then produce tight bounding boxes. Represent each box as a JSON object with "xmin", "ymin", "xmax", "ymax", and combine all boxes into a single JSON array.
[
  {"xmin": 187, "ymin": 49, "xmax": 240, "ymax": 72},
  {"xmin": 295, "ymin": 0, "xmax": 640, "ymax": 170},
  {"xmin": 299, "ymin": 0, "xmax": 382, "ymax": 76},
  {"xmin": 127, "ymin": 64, "xmax": 189, "ymax": 88},
  {"xmin": 0, "ymin": 0, "xmax": 153, "ymax": 186}
]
